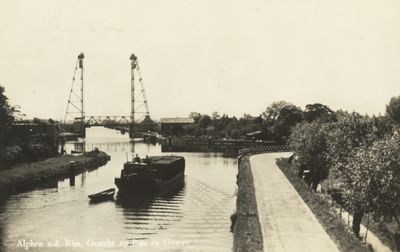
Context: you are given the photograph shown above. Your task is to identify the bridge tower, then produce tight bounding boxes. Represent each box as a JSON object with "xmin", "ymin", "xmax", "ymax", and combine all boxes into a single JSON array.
[
  {"xmin": 129, "ymin": 54, "xmax": 155, "ymax": 138},
  {"xmin": 64, "ymin": 53, "xmax": 85, "ymax": 137}
]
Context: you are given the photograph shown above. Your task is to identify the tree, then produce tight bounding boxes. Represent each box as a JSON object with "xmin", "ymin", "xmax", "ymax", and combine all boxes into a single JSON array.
[
  {"xmin": 289, "ymin": 121, "xmax": 331, "ymax": 191},
  {"xmin": 263, "ymin": 101, "xmax": 299, "ymax": 142},
  {"xmin": 33, "ymin": 117, "xmax": 42, "ymax": 124},
  {"xmin": 0, "ymin": 85, "xmax": 12, "ymax": 165},
  {"xmin": 340, "ymin": 133, "xmax": 400, "ymax": 236},
  {"xmin": 189, "ymin": 112, "xmax": 201, "ymax": 124},
  {"xmin": 0, "ymin": 85, "xmax": 16, "ymax": 128},
  {"xmin": 262, "ymin": 101, "xmax": 293, "ymax": 124},
  {"xmin": 206, "ymin": 126, "xmax": 215, "ymax": 136},
  {"xmin": 370, "ymin": 114, "xmax": 394, "ymax": 140},
  {"xmin": 239, "ymin": 113, "xmax": 251, "ymax": 125},
  {"xmin": 303, "ymin": 103, "xmax": 337, "ymax": 123},
  {"xmin": 386, "ymin": 95, "xmax": 400, "ymax": 125},
  {"xmin": 195, "ymin": 127, "xmax": 204, "ymax": 137},
  {"xmin": 242, "ymin": 113, "xmax": 252, "ymax": 120},
  {"xmin": 327, "ymin": 111, "xmax": 372, "ymax": 171},
  {"xmin": 0, "ymin": 85, "xmax": 23, "ymax": 168},
  {"xmin": 211, "ymin": 111, "xmax": 220, "ymax": 121},
  {"xmin": 199, "ymin": 114, "xmax": 211, "ymax": 128},
  {"xmin": 182, "ymin": 124, "xmax": 196, "ymax": 135},
  {"xmin": 211, "ymin": 111, "xmax": 220, "ymax": 127},
  {"xmin": 272, "ymin": 105, "xmax": 303, "ymax": 139}
]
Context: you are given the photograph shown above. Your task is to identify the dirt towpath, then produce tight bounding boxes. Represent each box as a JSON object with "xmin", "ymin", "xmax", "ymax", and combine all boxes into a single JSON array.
[{"xmin": 250, "ymin": 152, "xmax": 339, "ymax": 252}]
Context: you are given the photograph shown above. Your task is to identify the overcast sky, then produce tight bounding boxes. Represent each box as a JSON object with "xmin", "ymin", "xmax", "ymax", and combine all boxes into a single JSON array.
[{"xmin": 1, "ymin": 0, "xmax": 399, "ymax": 121}]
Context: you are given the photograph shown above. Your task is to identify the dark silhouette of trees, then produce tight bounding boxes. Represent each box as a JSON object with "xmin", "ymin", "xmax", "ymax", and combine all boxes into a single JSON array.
[
  {"xmin": 386, "ymin": 95, "xmax": 400, "ymax": 125},
  {"xmin": 211, "ymin": 111, "xmax": 220, "ymax": 121},
  {"xmin": 199, "ymin": 114, "xmax": 211, "ymax": 128},
  {"xmin": 0, "ymin": 85, "xmax": 17, "ymax": 128},
  {"xmin": 33, "ymin": 117, "xmax": 42, "ymax": 124},
  {"xmin": 272, "ymin": 105, "xmax": 303, "ymax": 139},
  {"xmin": 263, "ymin": 101, "xmax": 302, "ymax": 143},
  {"xmin": 189, "ymin": 112, "xmax": 201, "ymax": 124},
  {"xmin": 262, "ymin": 100, "xmax": 293, "ymax": 124},
  {"xmin": 303, "ymin": 103, "xmax": 337, "ymax": 123}
]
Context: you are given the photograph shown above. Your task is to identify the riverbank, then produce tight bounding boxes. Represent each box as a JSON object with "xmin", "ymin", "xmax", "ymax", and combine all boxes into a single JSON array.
[
  {"xmin": 0, "ymin": 150, "xmax": 110, "ymax": 201},
  {"xmin": 232, "ymin": 154, "xmax": 263, "ymax": 252}
]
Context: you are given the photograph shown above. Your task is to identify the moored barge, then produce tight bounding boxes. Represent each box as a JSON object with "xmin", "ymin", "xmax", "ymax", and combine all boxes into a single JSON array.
[{"xmin": 115, "ymin": 155, "xmax": 185, "ymax": 193}]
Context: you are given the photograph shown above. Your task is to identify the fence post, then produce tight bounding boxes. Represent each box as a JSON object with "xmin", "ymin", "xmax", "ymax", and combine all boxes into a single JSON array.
[
  {"xmin": 348, "ymin": 212, "xmax": 350, "ymax": 226},
  {"xmin": 69, "ymin": 161, "xmax": 75, "ymax": 186},
  {"xmin": 365, "ymin": 214, "xmax": 369, "ymax": 242}
]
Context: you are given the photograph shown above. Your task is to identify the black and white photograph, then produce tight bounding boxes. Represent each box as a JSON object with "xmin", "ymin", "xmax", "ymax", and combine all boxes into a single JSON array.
[{"xmin": 0, "ymin": 0, "xmax": 399, "ymax": 251}]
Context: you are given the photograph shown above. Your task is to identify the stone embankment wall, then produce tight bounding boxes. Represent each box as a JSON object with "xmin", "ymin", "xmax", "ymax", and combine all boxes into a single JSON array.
[{"xmin": 232, "ymin": 154, "xmax": 263, "ymax": 252}]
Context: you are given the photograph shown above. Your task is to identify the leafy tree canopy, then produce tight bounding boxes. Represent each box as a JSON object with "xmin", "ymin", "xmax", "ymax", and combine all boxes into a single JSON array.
[
  {"xmin": 242, "ymin": 113, "xmax": 252, "ymax": 120},
  {"xmin": 199, "ymin": 114, "xmax": 211, "ymax": 128},
  {"xmin": 188, "ymin": 112, "xmax": 201, "ymax": 124},
  {"xmin": 289, "ymin": 121, "xmax": 332, "ymax": 190},
  {"xmin": 340, "ymin": 133, "xmax": 400, "ymax": 224},
  {"xmin": 211, "ymin": 111, "xmax": 220, "ymax": 121},
  {"xmin": 303, "ymin": 103, "xmax": 337, "ymax": 123},
  {"xmin": 272, "ymin": 105, "xmax": 303, "ymax": 138},
  {"xmin": 262, "ymin": 101, "xmax": 294, "ymax": 123},
  {"xmin": 326, "ymin": 111, "xmax": 373, "ymax": 171},
  {"xmin": 386, "ymin": 95, "xmax": 400, "ymax": 125},
  {"xmin": 0, "ymin": 85, "xmax": 15, "ymax": 128},
  {"xmin": 33, "ymin": 117, "xmax": 43, "ymax": 124}
]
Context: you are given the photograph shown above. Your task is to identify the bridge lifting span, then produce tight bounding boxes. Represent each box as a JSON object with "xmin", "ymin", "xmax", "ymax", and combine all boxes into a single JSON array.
[{"xmin": 85, "ymin": 116, "xmax": 131, "ymax": 126}]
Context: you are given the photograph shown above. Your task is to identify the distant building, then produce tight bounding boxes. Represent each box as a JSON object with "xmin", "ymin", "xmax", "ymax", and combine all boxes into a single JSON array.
[
  {"xmin": 10, "ymin": 123, "xmax": 57, "ymax": 137},
  {"xmin": 245, "ymin": 115, "xmax": 263, "ymax": 125},
  {"xmin": 217, "ymin": 116, "xmax": 243, "ymax": 135},
  {"xmin": 246, "ymin": 130, "xmax": 268, "ymax": 140},
  {"xmin": 160, "ymin": 118, "xmax": 194, "ymax": 134},
  {"xmin": 131, "ymin": 115, "xmax": 158, "ymax": 133}
]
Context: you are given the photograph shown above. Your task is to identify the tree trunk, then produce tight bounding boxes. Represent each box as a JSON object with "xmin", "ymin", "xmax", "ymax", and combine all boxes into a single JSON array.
[
  {"xmin": 298, "ymin": 162, "xmax": 306, "ymax": 178},
  {"xmin": 393, "ymin": 213, "xmax": 400, "ymax": 226},
  {"xmin": 288, "ymin": 154, "xmax": 295, "ymax": 165},
  {"xmin": 311, "ymin": 171, "xmax": 321, "ymax": 192},
  {"xmin": 352, "ymin": 210, "xmax": 364, "ymax": 238}
]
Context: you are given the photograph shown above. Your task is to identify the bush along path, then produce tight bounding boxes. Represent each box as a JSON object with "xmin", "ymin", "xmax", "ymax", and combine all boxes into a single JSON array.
[{"xmin": 0, "ymin": 150, "xmax": 110, "ymax": 201}]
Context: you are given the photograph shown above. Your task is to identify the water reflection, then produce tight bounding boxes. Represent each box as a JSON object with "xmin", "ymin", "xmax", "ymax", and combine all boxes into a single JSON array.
[
  {"xmin": 161, "ymin": 144, "xmax": 242, "ymax": 158},
  {"xmin": 0, "ymin": 127, "xmax": 237, "ymax": 252},
  {"xmin": 116, "ymin": 179, "xmax": 185, "ymax": 241}
]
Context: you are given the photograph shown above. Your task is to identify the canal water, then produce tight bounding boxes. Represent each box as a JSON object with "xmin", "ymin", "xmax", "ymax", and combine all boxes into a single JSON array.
[{"xmin": 0, "ymin": 127, "xmax": 240, "ymax": 251}]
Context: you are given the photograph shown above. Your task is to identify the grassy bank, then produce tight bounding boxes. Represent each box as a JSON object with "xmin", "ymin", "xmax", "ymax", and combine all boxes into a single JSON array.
[
  {"xmin": 0, "ymin": 150, "xmax": 110, "ymax": 200},
  {"xmin": 275, "ymin": 157, "xmax": 372, "ymax": 252},
  {"xmin": 232, "ymin": 154, "xmax": 263, "ymax": 252}
]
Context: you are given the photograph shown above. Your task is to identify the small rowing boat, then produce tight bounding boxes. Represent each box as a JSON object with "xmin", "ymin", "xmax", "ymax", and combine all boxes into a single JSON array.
[{"xmin": 88, "ymin": 188, "xmax": 115, "ymax": 201}]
